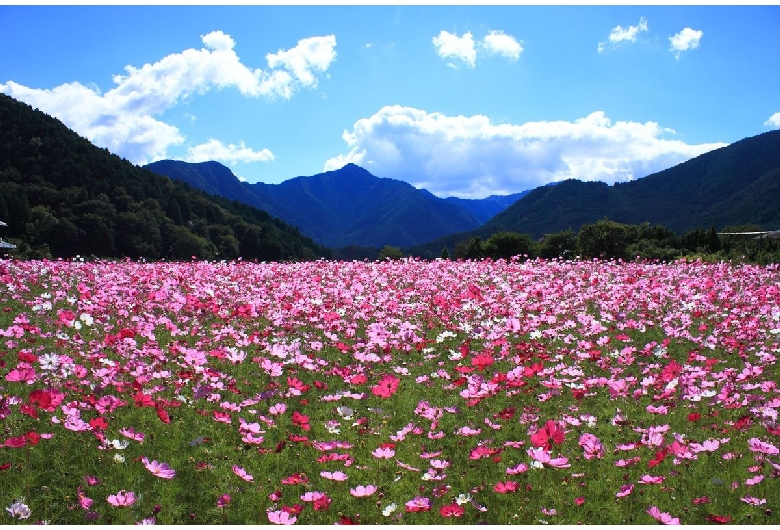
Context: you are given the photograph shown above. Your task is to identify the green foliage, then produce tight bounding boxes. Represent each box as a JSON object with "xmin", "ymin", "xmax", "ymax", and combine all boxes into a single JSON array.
[
  {"xmin": 482, "ymin": 231, "xmax": 534, "ymax": 260},
  {"xmin": 0, "ymin": 94, "xmax": 331, "ymax": 261},
  {"xmin": 378, "ymin": 245, "xmax": 404, "ymax": 260},
  {"xmin": 538, "ymin": 230, "xmax": 577, "ymax": 259},
  {"xmin": 577, "ymin": 219, "xmax": 638, "ymax": 260},
  {"xmin": 442, "ymin": 219, "xmax": 780, "ymax": 264}
]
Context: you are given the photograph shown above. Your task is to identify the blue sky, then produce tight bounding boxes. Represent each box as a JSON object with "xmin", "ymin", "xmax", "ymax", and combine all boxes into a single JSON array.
[{"xmin": 2, "ymin": 4, "xmax": 779, "ymax": 199}]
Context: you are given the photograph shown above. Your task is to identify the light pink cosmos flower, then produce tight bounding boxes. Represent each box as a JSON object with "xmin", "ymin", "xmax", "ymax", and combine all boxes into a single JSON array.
[
  {"xmin": 267, "ymin": 509, "xmax": 297, "ymax": 525},
  {"xmin": 232, "ymin": 465, "xmax": 253, "ymax": 482},
  {"xmin": 740, "ymin": 496, "xmax": 767, "ymax": 506},
  {"xmin": 371, "ymin": 447, "xmax": 395, "ymax": 459},
  {"xmin": 647, "ymin": 506, "xmax": 680, "ymax": 525},
  {"xmin": 119, "ymin": 427, "xmax": 145, "ymax": 442},
  {"xmin": 506, "ymin": 462, "xmax": 529, "ymax": 474},
  {"xmin": 320, "ymin": 471, "xmax": 348, "ymax": 481},
  {"xmin": 747, "ymin": 437, "xmax": 779, "ymax": 455},
  {"xmin": 578, "ymin": 433, "xmax": 604, "ymax": 460},
  {"xmin": 269, "ymin": 403, "xmax": 286, "ymax": 416},
  {"xmin": 405, "ymin": 496, "xmax": 431, "ymax": 512},
  {"xmin": 638, "ymin": 475, "xmax": 665, "ymax": 484},
  {"xmin": 141, "ymin": 457, "xmax": 176, "ymax": 479},
  {"xmin": 349, "ymin": 485, "xmax": 377, "ymax": 497},
  {"xmin": 107, "ymin": 490, "xmax": 137, "ymax": 507},
  {"xmin": 429, "ymin": 459, "xmax": 450, "ymax": 469},
  {"xmin": 527, "ymin": 447, "xmax": 571, "ymax": 468}
]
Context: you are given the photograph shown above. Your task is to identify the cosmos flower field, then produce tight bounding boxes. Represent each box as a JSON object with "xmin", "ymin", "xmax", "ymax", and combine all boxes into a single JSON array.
[{"xmin": 1, "ymin": 257, "xmax": 779, "ymax": 524}]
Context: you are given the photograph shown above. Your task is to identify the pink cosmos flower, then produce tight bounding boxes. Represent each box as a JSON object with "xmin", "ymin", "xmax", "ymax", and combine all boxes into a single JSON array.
[
  {"xmin": 506, "ymin": 462, "xmax": 529, "ymax": 474},
  {"xmin": 320, "ymin": 471, "xmax": 348, "ymax": 481},
  {"xmin": 267, "ymin": 509, "xmax": 297, "ymax": 525},
  {"xmin": 578, "ymin": 433, "xmax": 604, "ymax": 460},
  {"xmin": 429, "ymin": 459, "xmax": 450, "ymax": 469},
  {"xmin": 269, "ymin": 403, "xmax": 286, "ymax": 416},
  {"xmin": 107, "ymin": 490, "xmax": 137, "ymax": 507},
  {"xmin": 745, "ymin": 475, "xmax": 764, "ymax": 486},
  {"xmin": 527, "ymin": 447, "xmax": 571, "ymax": 468},
  {"xmin": 232, "ymin": 465, "xmax": 253, "ymax": 482},
  {"xmin": 493, "ymin": 481, "xmax": 519, "ymax": 493},
  {"xmin": 119, "ymin": 427, "xmax": 145, "ymax": 442},
  {"xmin": 638, "ymin": 475, "xmax": 665, "ymax": 484},
  {"xmin": 647, "ymin": 506, "xmax": 680, "ymax": 525},
  {"xmin": 5, "ymin": 366, "xmax": 36, "ymax": 383},
  {"xmin": 142, "ymin": 457, "xmax": 176, "ymax": 479},
  {"xmin": 616, "ymin": 484, "xmax": 634, "ymax": 498},
  {"xmin": 371, "ymin": 447, "xmax": 395, "ymax": 459},
  {"xmin": 77, "ymin": 486, "xmax": 93, "ymax": 509},
  {"xmin": 747, "ymin": 437, "xmax": 779, "ymax": 455},
  {"xmin": 217, "ymin": 493, "xmax": 230, "ymax": 508},
  {"xmin": 405, "ymin": 496, "xmax": 431, "ymax": 512},
  {"xmin": 349, "ymin": 485, "xmax": 377, "ymax": 497},
  {"xmin": 740, "ymin": 496, "xmax": 766, "ymax": 506}
]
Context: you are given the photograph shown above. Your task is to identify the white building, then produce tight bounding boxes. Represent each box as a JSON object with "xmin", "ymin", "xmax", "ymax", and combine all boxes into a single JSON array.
[{"xmin": 0, "ymin": 221, "xmax": 16, "ymax": 250}]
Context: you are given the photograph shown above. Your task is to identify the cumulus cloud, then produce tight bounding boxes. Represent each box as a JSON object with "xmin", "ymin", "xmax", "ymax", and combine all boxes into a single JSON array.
[
  {"xmin": 186, "ymin": 139, "xmax": 275, "ymax": 164},
  {"xmin": 482, "ymin": 30, "xmax": 523, "ymax": 60},
  {"xmin": 669, "ymin": 27, "xmax": 703, "ymax": 59},
  {"xmin": 598, "ymin": 17, "xmax": 648, "ymax": 53},
  {"xmin": 765, "ymin": 111, "xmax": 780, "ymax": 128},
  {"xmin": 432, "ymin": 30, "xmax": 477, "ymax": 68},
  {"xmin": 0, "ymin": 31, "xmax": 337, "ymax": 165},
  {"xmin": 324, "ymin": 105, "xmax": 727, "ymax": 199},
  {"xmin": 433, "ymin": 29, "xmax": 523, "ymax": 67}
]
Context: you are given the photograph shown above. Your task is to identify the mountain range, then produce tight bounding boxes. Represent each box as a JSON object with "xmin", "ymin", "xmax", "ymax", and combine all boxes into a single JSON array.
[
  {"xmin": 145, "ymin": 160, "xmax": 528, "ymax": 249},
  {"xmin": 3, "ymin": 90, "xmax": 779, "ymax": 262},
  {"xmin": 147, "ymin": 127, "xmax": 780, "ymax": 254},
  {"xmin": 409, "ymin": 128, "xmax": 780, "ymax": 256}
]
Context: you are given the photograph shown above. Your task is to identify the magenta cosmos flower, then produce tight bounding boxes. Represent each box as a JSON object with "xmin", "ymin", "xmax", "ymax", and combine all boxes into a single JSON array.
[
  {"xmin": 530, "ymin": 420, "xmax": 566, "ymax": 451},
  {"xmin": 371, "ymin": 374, "xmax": 400, "ymax": 398},
  {"xmin": 107, "ymin": 490, "xmax": 136, "ymax": 507}
]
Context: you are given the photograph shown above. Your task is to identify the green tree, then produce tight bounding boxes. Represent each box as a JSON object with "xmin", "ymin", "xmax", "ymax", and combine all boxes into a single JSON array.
[
  {"xmin": 577, "ymin": 219, "xmax": 637, "ymax": 260},
  {"xmin": 483, "ymin": 231, "xmax": 534, "ymax": 260},
  {"xmin": 538, "ymin": 230, "xmax": 578, "ymax": 259},
  {"xmin": 379, "ymin": 245, "xmax": 404, "ymax": 260}
]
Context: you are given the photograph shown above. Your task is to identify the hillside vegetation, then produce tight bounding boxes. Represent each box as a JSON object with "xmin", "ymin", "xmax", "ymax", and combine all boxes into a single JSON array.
[{"xmin": 0, "ymin": 94, "xmax": 331, "ymax": 261}]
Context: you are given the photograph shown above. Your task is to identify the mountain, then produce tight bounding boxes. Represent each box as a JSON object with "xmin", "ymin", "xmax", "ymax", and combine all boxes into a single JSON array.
[
  {"xmin": 444, "ymin": 191, "xmax": 530, "ymax": 224},
  {"xmin": 410, "ymin": 129, "xmax": 780, "ymax": 255},
  {"xmin": 146, "ymin": 161, "xmax": 496, "ymax": 249},
  {"xmin": 0, "ymin": 94, "xmax": 331, "ymax": 261}
]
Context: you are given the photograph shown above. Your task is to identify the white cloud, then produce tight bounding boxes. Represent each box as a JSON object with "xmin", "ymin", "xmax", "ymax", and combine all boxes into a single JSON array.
[
  {"xmin": 432, "ymin": 30, "xmax": 477, "ymax": 68},
  {"xmin": 482, "ymin": 30, "xmax": 523, "ymax": 61},
  {"xmin": 765, "ymin": 111, "xmax": 780, "ymax": 128},
  {"xmin": 186, "ymin": 139, "xmax": 275, "ymax": 164},
  {"xmin": 669, "ymin": 27, "xmax": 703, "ymax": 59},
  {"xmin": 598, "ymin": 17, "xmax": 648, "ymax": 53},
  {"xmin": 433, "ymin": 29, "xmax": 523, "ymax": 67},
  {"xmin": 0, "ymin": 31, "xmax": 336, "ymax": 165},
  {"xmin": 324, "ymin": 105, "xmax": 727, "ymax": 199}
]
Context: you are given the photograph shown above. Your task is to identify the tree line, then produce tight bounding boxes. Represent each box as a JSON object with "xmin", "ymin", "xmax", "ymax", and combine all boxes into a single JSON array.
[{"xmin": 399, "ymin": 219, "xmax": 780, "ymax": 265}]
